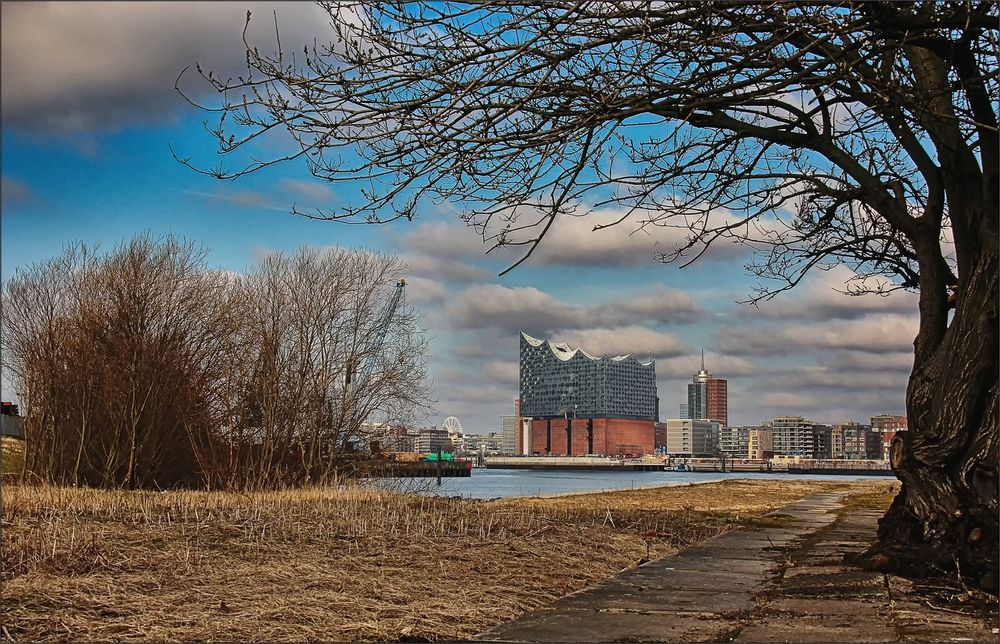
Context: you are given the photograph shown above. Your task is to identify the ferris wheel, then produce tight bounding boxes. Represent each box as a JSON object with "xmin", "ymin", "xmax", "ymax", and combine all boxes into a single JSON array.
[{"xmin": 441, "ymin": 416, "xmax": 463, "ymax": 437}]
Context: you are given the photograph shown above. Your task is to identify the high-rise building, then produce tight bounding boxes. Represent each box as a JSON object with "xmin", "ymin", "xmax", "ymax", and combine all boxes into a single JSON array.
[
  {"xmin": 684, "ymin": 350, "xmax": 728, "ymax": 426},
  {"xmin": 519, "ymin": 332, "xmax": 658, "ymax": 455}
]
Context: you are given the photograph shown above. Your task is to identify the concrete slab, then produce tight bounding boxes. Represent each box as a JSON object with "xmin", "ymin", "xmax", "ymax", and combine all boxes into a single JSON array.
[
  {"xmin": 479, "ymin": 608, "xmax": 731, "ymax": 643},
  {"xmin": 735, "ymin": 621, "xmax": 898, "ymax": 643}
]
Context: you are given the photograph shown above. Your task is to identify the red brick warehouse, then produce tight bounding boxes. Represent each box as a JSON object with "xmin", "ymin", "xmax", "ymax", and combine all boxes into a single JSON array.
[{"xmin": 518, "ymin": 332, "xmax": 659, "ymax": 456}]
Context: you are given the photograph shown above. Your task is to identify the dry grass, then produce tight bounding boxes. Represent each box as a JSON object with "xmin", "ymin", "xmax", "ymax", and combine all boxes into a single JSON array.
[
  {"xmin": 1, "ymin": 437, "xmax": 25, "ymax": 475},
  {"xmin": 1, "ymin": 479, "xmax": 896, "ymax": 642}
]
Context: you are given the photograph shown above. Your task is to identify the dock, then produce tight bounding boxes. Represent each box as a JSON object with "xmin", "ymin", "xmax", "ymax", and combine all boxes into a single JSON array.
[
  {"xmin": 486, "ymin": 456, "xmax": 664, "ymax": 471},
  {"xmin": 360, "ymin": 459, "xmax": 473, "ymax": 478}
]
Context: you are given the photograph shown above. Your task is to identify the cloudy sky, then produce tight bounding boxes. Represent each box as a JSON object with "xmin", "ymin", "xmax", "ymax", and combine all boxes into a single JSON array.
[{"xmin": 1, "ymin": 2, "xmax": 916, "ymax": 433}]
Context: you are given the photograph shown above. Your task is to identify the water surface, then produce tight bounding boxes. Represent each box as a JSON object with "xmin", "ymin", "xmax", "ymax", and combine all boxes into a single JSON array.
[{"xmin": 370, "ymin": 468, "xmax": 894, "ymax": 499}]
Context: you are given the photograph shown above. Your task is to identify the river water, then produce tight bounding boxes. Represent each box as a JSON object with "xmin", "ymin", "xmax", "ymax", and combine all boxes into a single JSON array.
[{"xmin": 369, "ymin": 468, "xmax": 895, "ymax": 500}]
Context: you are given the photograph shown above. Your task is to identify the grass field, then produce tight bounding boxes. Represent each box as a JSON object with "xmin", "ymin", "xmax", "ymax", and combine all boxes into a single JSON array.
[{"xmin": 0, "ymin": 478, "xmax": 897, "ymax": 642}]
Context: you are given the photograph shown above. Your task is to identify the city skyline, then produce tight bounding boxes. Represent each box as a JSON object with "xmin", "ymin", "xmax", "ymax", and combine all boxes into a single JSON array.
[{"xmin": 2, "ymin": 3, "xmax": 915, "ymax": 434}]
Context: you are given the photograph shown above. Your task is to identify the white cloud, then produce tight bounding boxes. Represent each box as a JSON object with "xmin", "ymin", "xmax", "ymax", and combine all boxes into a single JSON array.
[
  {"xmin": 749, "ymin": 265, "xmax": 918, "ymax": 321},
  {"xmin": 277, "ymin": 179, "xmax": 337, "ymax": 205},
  {"xmin": 482, "ymin": 360, "xmax": 519, "ymax": 385},
  {"xmin": 447, "ymin": 283, "xmax": 703, "ymax": 332},
  {"xmin": 555, "ymin": 326, "xmax": 687, "ymax": 359},
  {"xmin": 2, "ymin": 2, "xmax": 332, "ymax": 132},
  {"xmin": 718, "ymin": 314, "xmax": 917, "ymax": 356},
  {"xmin": 447, "ymin": 284, "xmax": 583, "ymax": 332}
]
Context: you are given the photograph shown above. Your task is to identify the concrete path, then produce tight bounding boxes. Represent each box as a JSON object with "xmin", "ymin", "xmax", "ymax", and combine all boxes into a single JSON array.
[{"xmin": 478, "ymin": 492, "xmax": 997, "ymax": 643}]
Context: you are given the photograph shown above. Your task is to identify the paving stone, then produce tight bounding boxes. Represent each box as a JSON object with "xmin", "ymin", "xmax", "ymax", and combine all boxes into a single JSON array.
[
  {"xmin": 556, "ymin": 583, "xmax": 754, "ymax": 613},
  {"xmin": 768, "ymin": 597, "xmax": 890, "ymax": 617},
  {"xmin": 479, "ymin": 608, "xmax": 731, "ymax": 643},
  {"xmin": 735, "ymin": 621, "xmax": 898, "ymax": 643}
]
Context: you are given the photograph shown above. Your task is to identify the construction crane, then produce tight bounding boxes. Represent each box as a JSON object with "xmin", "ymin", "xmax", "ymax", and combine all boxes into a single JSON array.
[{"xmin": 345, "ymin": 279, "xmax": 406, "ymax": 397}]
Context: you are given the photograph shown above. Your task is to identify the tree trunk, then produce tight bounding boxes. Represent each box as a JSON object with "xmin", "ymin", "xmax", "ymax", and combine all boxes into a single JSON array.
[{"xmin": 868, "ymin": 244, "xmax": 999, "ymax": 593}]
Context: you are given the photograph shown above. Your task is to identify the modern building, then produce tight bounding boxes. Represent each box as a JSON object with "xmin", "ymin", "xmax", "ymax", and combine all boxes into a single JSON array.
[
  {"xmin": 770, "ymin": 416, "xmax": 815, "ymax": 457},
  {"xmin": 683, "ymin": 351, "xmax": 727, "ymax": 426},
  {"xmin": 718, "ymin": 426, "xmax": 753, "ymax": 458},
  {"xmin": 664, "ymin": 418, "xmax": 720, "ymax": 457},
  {"xmin": 837, "ymin": 421, "xmax": 880, "ymax": 459},
  {"xmin": 500, "ymin": 415, "xmax": 518, "ymax": 455},
  {"xmin": 811, "ymin": 424, "xmax": 833, "ymax": 459},
  {"xmin": 748, "ymin": 428, "xmax": 774, "ymax": 460},
  {"xmin": 519, "ymin": 332, "xmax": 658, "ymax": 455},
  {"xmin": 415, "ymin": 428, "xmax": 453, "ymax": 454}
]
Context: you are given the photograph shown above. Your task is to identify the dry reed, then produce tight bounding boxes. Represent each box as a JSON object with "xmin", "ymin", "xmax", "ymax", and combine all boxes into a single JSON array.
[{"xmin": 1, "ymin": 479, "xmax": 895, "ymax": 642}]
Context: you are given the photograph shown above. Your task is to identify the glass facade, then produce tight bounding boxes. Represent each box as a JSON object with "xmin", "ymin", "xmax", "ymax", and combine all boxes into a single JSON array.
[{"xmin": 519, "ymin": 332, "xmax": 658, "ymax": 420}]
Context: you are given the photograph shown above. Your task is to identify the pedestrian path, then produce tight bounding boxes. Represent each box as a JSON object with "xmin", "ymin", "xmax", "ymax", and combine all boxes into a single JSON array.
[{"xmin": 478, "ymin": 492, "xmax": 997, "ymax": 643}]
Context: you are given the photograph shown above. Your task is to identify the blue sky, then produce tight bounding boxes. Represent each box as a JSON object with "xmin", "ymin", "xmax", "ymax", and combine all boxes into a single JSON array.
[{"xmin": 2, "ymin": 2, "xmax": 917, "ymax": 433}]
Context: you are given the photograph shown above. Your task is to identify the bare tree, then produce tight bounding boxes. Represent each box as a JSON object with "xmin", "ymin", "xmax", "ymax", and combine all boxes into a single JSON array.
[
  {"xmin": 178, "ymin": 1, "xmax": 998, "ymax": 588},
  {"xmin": 225, "ymin": 247, "xmax": 431, "ymax": 488},
  {"xmin": 1, "ymin": 237, "xmax": 230, "ymax": 488},
  {"xmin": 3, "ymin": 238, "xmax": 431, "ymax": 490}
]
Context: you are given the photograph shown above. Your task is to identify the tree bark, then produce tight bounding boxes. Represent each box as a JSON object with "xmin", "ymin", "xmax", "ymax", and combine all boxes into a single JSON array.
[{"xmin": 868, "ymin": 241, "xmax": 999, "ymax": 593}]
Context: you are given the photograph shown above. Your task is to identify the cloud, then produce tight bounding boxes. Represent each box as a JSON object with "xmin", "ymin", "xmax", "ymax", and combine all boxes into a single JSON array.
[
  {"xmin": 401, "ymin": 275, "xmax": 448, "ymax": 308},
  {"xmin": 448, "ymin": 284, "xmax": 581, "ymax": 332},
  {"xmin": 396, "ymin": 220, "xmax": 496, "ymax": 262},
  {"xmin": 400, "ymin": 253, "xmax": 491, "ymax": 284},
  {"xmin": 717, "ymin": 314, "xmax": 917, "ymax": 356},
  {"xmin": 447, "ymin": 283, "xmax": 703, "ymax": 332},
  {"xmin": 184, "ymin": 188, "xmax": 289, "ymax": 213},
  {"xmin": 522, "ymin": 208, "xmax": 749, "ymax": 268},
  {"xmin": 751, "ymin": 368, "xmax": 909, "ymax": 394},
  {"xmin": 749, "ymin": 265, "xmax": 918, "ymax": 321},
  {"xmin": 394, "ymin": 206, "xmax": 750, "ymax": 272},
  {"xmin": 591, "ymin": 284, "xmax": 703, "ymax": 325},
  {"xmin": 482, "ymin": 360, "xmax": 519, "ymax": 385},
  {"xmin": 277, "ymin": 178, "xmax": 337, "ymax": 205},
  {"xmin": 553, "ymin": 326, "xmax": 687, "ymax": 359},
  {"xmin": 1, "ymin": 2, "xmax": 332, "ymax": 133},
  {"xmin": 2, "ymin": 175, "xmax": 33, "ymax": 209},
  {"xmin": 654, "ymin": 352, "xmax": 758, "ymax": 379}
]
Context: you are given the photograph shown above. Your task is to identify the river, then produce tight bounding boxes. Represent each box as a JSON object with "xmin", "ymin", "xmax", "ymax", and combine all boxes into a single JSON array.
[{"xmin": 368, "ymin": 468, "xmax": 895, "ymax": 499}]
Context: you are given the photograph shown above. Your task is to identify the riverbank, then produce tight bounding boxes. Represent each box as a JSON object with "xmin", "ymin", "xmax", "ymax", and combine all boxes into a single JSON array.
[{"xmin": 1, "ymin": 479, "xmax": 895, "ymax": 642}]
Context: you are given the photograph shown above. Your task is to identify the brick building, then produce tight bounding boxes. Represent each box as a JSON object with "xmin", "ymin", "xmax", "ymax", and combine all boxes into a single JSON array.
[
  {"xmin": 526, "ymin": 417, "xmax": 655, "ymax": 456},
  {"xmin": 871, "ymin": 414, "xmax": 907, "ymax": 461}
]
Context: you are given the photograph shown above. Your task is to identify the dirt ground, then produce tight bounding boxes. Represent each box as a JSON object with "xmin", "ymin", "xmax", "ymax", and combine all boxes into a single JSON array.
[{"xmin": 1, "ymin": 478, "xmax": 895, "ymax": 642}]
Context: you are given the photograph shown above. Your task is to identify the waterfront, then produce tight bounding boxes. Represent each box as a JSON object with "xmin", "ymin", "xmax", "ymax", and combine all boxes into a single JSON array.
[{"xmin": 370, "ymin": 467, "xmax": 894, "ymax": 499}]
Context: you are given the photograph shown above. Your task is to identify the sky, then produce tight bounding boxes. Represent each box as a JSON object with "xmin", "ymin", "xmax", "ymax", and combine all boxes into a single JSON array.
[{"xmin": 1, "ymin": 2, "xmax": 917, "ymax": 434}]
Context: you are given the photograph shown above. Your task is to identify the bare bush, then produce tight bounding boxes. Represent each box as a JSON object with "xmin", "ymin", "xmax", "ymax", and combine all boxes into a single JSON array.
[{"xmin": 1, "ymin": 237, "xmax": 430, "ymax": 489}]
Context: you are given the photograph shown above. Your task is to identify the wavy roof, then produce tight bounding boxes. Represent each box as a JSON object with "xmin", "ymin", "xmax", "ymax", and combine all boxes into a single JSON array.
[{"xmin": 520, "ymin": 331, "xmax": 654, "ymax": 366}]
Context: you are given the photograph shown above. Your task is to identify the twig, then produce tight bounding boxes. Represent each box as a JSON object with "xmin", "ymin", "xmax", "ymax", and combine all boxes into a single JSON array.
[
  {"xmin": 924, "ymin": 600, "xmax": 969, "ymax": 615},
  {"xmin": 2, "ymin": 625, "xmax": 16, "ymax": 642}
]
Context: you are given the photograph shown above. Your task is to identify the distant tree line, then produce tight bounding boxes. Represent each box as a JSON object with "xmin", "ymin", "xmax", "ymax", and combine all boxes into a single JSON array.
[{"xmin": 1, "ymin": 235, "xmax": 431, "ymax": 489}]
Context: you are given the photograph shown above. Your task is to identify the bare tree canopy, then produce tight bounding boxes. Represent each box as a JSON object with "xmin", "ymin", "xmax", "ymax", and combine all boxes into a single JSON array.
[{"xmin": 181, "ymin": 2, "xmax": 998, "ymax": 591}]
